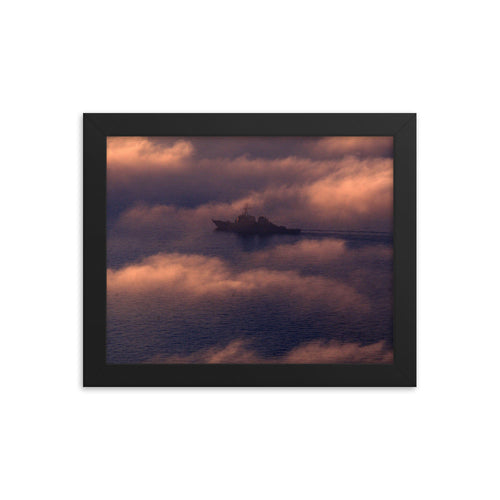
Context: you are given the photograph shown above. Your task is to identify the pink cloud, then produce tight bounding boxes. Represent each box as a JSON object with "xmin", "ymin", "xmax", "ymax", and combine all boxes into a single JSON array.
[
  {"xmin": 107, "ymin": 137, "xmax": 193, "ymax": 172},
  {"xmin": 107, "ymin": 252, "xmax": 369, "ymax": 313},
  {"xmin": 112, "ymin": 154, "xmax": 393, "ymax": 232},
  {"xmin": 145, "ymin": 338, "xmax": 393, "ymax": 364},
  {"xmin": 250, "ymin": 238, "xmax": 391, "ymax": 268},
  {"xmin": 284, "ymin": 339, "xmax": 392, "ymax": 364},
  {"xmin": 308, "ymin": 137, "xmax": 393, "ymax": 158},
  {"xmin": 304, "ymin": 157, "xmax": 393, "ymax": 224}
]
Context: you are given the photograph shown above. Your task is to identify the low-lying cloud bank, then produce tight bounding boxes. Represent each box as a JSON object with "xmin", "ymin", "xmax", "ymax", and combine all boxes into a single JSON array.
[
  {"xmin": 308, "ymin": 137, "xmax": 393, "ymax": 159},
  {"xmin": 145, "ymin": 338, "xmax": 393, "ymax": 364},
  {"xmin": 112, "ymin": 154, "xmax": 393, "ymax": 232},
  {"xmin": 109, "ymin": 136, "xmax": 393, "ymax": 167},
  {"xmin": 249, "ymin": 238, "xmax": 392, "ymax": 272},
  {"xmin": 107, "ymin": 137, "xmax": 393, "ymax": 226},
  {"xmin": 107, "ymin": 137, "xmax": 194, "ymax": 173},
  {"xmin": 107, "ymin": 251, "xmax": 368, "ymax": 313}
]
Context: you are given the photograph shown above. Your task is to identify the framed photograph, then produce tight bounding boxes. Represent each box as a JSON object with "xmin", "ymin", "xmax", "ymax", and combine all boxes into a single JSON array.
[{"xmin": 84, "ymin": 113, "xmax": 416, "ymax": 386}]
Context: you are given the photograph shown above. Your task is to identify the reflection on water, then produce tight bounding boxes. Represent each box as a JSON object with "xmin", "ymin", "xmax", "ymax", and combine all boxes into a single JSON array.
[{"xmin": 107, "ymin": 225, "xmax": 393, "ymax": 364}]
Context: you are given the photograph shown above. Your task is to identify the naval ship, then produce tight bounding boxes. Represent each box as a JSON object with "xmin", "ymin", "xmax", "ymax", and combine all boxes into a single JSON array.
[{"xmin": 212, "ymin": 206, "xmax": 301, "ymax": 235}]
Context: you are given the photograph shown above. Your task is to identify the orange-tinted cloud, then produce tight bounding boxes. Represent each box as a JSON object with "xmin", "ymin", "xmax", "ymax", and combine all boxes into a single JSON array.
[
  {"xmin": 248, "ymin": 238, "xmax": 391, "ymax": 275},
  {"xmin": 112, "ymin": 154, "xmax": 393, "ymax": 233},
  {"xmin": 306, "ymin": 158, "xmax": 393, "ymax": 216},
  {"xmin": 107, "ymin": 137, "xmax": 393, "ymax": 231},
  {"xmin": 284, "ymin": 339, "xmax": 392, "ymax": 363},
  {"xmin": 107, "ymin": 137, "xmax": 193, "ymax": 172},
  {"xmin": 107, "ymin": 251, "xmax": 367, "ymax": 312},
  {"xmin": 308, "ymin": 137, "xmax": 393, "ymax": 158},
  {"xmin": 106, "ymin": 137, "xmax": 393, "ymax": 365},
  {"xmin": 145, "ymin": 338, "xmax": 393, "ymax": 364}
]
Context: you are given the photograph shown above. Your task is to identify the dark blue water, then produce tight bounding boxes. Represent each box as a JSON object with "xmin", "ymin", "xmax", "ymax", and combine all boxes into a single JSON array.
[{"xmin": 107, "ymin": 223, "xmax": 393, "ymax": 364}]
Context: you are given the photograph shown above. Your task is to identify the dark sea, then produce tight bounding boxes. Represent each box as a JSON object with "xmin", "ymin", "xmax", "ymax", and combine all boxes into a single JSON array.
[{"xmin": 106, "ymin": 222, "xmax": 393, "ymax": 364}]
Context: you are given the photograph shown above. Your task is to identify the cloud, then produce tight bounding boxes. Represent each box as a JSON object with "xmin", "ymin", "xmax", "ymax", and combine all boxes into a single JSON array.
[
  {"xmin": 284, "ymin": 339, "xmax": 392, "ymax": 363},
  {"xmin": 107, "ymin": 137, "xmax": 193, "ymax": 173},
  {"xmin": 308, "ymin": 137, "xmax": 393, "ymax": 159},
  {"xmin": 107, "ymin": 137, "xmax": 393, "ymax": 227},
  {"xmin": 251, "ymin": 238, "xmax": 347, "ymax": 266},
  {"xmin": 107, "ymin": 251, "xmax": 367, "ymax": 313},
  {"xmin": 305, "ymin": 158, "xmax": 393, "ymax": 222},
  {"xmin": 110, "ymin": 153, "xmax": 393, "ymax": 236},
  {"xmin": 249, "ymin": 238, "xmax": 392, "ymax": 274},
  {"xmin": 144, "ymin": 136, "xmax": 393, "ymax": 161},
  {"xmin": 145, "ymin": 338, "xmax": 393, "ymax": 364},
  {"xmin": 106, "ymin": 137, "xmax": 394, "ymax": 365}
]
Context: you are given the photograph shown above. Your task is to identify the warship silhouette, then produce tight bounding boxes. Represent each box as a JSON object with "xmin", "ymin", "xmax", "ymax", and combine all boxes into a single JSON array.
[{"xmin": 212, "ymin": 206, "xmax": 301, "ymax": 235}]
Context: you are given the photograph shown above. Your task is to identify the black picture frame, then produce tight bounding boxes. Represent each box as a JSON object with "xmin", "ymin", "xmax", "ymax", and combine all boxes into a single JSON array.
[{"xmin": 84, "ymin": 113, "xmax": 416, "ymax": 387}]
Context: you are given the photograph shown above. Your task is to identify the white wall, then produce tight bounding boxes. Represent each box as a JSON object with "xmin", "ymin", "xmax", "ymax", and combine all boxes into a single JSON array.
[{"xmin": 1, "ymin": 1, "xmax": 499, "ymax": 499}]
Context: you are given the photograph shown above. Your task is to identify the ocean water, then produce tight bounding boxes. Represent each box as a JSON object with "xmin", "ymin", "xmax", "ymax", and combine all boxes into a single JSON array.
[{"xmin": 106, "ymin": 223, "xmax": 393, "ymax": 364}]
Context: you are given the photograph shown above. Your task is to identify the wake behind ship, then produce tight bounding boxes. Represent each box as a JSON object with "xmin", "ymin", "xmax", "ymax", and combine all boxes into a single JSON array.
[{"xmin": 212, "ymin": 206, "xmax": 301, "ymax": 235}]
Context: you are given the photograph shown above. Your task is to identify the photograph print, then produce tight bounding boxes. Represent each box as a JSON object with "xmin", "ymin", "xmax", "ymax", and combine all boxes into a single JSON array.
[{"xmin": 107, "ymin": 136, "xmax": 394, "ymax": 365}]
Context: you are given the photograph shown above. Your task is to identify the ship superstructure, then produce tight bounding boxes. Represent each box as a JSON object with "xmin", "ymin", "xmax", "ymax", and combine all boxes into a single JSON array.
[{"xmin": 212, "ymin": 206, "xmax": 300, "ymax": 235}]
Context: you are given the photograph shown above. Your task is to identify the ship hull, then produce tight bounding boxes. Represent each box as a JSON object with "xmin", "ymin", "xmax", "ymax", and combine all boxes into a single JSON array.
[{"xmin": 212, "ymin": 219, "xmax": 300, "ymax": 235}]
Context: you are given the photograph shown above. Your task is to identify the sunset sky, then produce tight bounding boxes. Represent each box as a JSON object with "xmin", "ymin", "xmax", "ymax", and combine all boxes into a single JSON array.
[{"xmin": 107, "ymin": 136, "xmax": 394, "ymax": 364}]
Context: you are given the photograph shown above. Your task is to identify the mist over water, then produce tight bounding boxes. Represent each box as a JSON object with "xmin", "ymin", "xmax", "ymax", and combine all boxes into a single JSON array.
[
  {"xmin": 107, "ymin": 225, "xmax": 392, "ymax": 363},
  {"xmin": 106, "ymin": 136, "xmax": 394, "ymax": 364}
]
